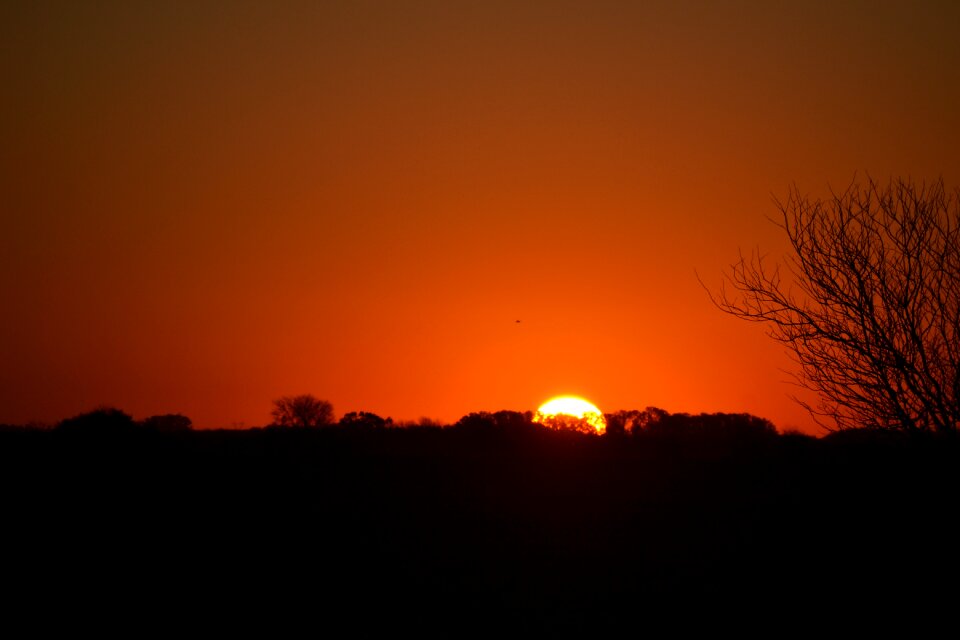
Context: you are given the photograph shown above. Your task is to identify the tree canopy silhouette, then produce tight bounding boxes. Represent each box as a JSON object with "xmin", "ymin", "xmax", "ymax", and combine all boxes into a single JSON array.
[
  {"xmin": 709, "ymin": 177, "xmax": 960, "ymax": 432},
  {"xmin": 455, "ymin": 410, "xmax": 533, "ymax": 432},
  {"xmin": 270, "ymin": 395, "xmax": 335, "ymax": 428},
  {"xmin": 339, "ymin": 411, "xmax": 391, "ymax": 430},
  {"xmin": 56, "ymin": 407, "xmax": 139, "ymax": 436}
]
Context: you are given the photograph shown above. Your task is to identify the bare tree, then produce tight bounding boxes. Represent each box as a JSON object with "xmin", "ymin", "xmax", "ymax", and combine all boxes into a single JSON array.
[
  {"xmin": 707, "ymin": 177, "xmax": 960, "ymax": 433},
  {"xmin": 270, "ymin": 394, "xmax": 335, "ymax": 428}
]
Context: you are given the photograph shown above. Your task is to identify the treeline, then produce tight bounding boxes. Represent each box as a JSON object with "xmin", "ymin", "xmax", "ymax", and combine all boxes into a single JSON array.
[
  {"xmin": 10, "ymin": 404, "xmax": 954, "ymax": 452},
  {"xmin": 1, "ymin": 405, "xmax": 784, "ymax": 441},
  {"xmin": 0, "ymin": 407, "xmax": 193, "ymax": 434}
]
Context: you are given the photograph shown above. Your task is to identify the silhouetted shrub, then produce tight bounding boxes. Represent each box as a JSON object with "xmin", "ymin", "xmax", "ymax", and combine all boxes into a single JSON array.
[
  {"xmin": 56, "ymin": 407, "xmax": 139, "ymax": 436},
  {"xmin": 142, "ymin": 414, "xmax": 193, "ymax": 433}
]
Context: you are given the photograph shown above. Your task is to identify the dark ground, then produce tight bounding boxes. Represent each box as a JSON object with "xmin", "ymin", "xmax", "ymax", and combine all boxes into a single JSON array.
[{"xmin": 3, "ymin": 424, "xmax": 959, "ymax": 632}]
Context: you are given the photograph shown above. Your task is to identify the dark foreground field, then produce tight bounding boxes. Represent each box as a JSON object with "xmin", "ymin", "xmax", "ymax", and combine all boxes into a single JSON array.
[{"xmin": 4, "ymin": 424, "xmax": 960, "ymax": 631}]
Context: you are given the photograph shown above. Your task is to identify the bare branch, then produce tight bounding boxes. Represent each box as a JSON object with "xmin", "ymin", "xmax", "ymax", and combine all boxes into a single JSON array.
[{"xmin": 709, "ymin": 177, "xmax": 960, "ymax": 432}]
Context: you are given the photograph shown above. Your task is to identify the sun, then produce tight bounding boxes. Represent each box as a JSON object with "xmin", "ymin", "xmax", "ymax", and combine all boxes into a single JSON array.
[{"xmin": 534, "ymin": 395, "xmax": 607, "ymax": 435}]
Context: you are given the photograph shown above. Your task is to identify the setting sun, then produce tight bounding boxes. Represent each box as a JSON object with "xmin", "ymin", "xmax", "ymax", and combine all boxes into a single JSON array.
[{"xmin": 534, "ymin": 396, "xmax": 607, "ymax": 435}]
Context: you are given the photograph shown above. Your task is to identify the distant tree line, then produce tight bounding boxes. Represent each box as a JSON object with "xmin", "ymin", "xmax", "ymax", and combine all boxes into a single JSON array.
[
  {"xmin": 53, "ymin": 407, "xmax": 192, "ymax": 436},
  {"xmin": 3, "ymin": 394, "xmax": 782, "ymax": 444},
  {"xmin": 604, "ymin": 407, "xmax": 777, "ymax": 439}
]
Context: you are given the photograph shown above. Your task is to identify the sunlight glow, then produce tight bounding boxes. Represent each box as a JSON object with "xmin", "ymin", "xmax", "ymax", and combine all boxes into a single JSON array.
[{"xmin": 534, "ymin": 396, "xmax": 606, "ymax": 435}]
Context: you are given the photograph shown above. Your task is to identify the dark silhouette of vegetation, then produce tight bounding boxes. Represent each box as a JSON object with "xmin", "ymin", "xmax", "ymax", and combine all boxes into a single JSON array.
[
  {"xmin": 454, "ymin": 410, "xmax": 535, "ymax": 432},
  {"xmin": 339, "ymin": 411, "xmax": 391, "ymax": 429},
  {"xmin": 641, "ymin": 408, "xmax": 776, "ymax": 440},
  {"xmin": 142, "ymin": 413, "xmax": 192, "ymax": 432},
  {"xmin": 56, "ymin": 407, "xmax": 139, "ymax": 435},
  {"xmin": 605, "ymin": 407, "xmax": 776, "ymax": 443},
  {"xmin": 708, "ymin": 177, "xmax": 960, "ymax": 432},
  {"xmin": 270, "ymin": 394, "xmax": 335, "ymax": 428},
  {"xmin": 605, "ymin": 408, "xmax": 664, "ymax": 435}
]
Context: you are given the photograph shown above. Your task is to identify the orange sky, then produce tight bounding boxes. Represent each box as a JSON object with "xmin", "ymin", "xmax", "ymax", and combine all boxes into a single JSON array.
[{"xmin": 3, "ymin": 1, "xmax": 960, "ymax": 431}]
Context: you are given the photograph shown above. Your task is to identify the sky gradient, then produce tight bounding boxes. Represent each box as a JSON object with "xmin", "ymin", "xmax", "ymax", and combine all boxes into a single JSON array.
[{"xmin": 3, "ymin": 1, "xmax": 960, "ymax": 430}]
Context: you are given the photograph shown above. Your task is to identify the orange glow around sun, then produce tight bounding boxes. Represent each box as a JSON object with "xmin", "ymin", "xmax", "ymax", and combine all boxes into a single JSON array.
[{"xmin": 534, "ymin": 396, "xmax": 606, "ymax": 435}]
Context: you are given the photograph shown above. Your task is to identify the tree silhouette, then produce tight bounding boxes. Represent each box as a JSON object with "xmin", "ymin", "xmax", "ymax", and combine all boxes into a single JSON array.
[
  {"xmin": 339, "ymin": 411, "xmax": 391, "ymax": 430},
  {"xmin": 56, "ymin": 407, "xmax": 139, "ymax": 435},
  {"xmin": 270, "ymin": 395, "xmax": 335, "ymax": 428},
  {"xmin": 641, "ymin": 410, "xmax": 777, "ymax": 442},
  {"xmin": 708, "ymin": 177, "xmax": 960, "ymax": 432},
  {"xmin": 604, "ymin": 408, "xmax": 663, "ymax": 435},
  {"xmin": 455, "ymin": 410, "xmax": 534, "ymax": 432}
]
